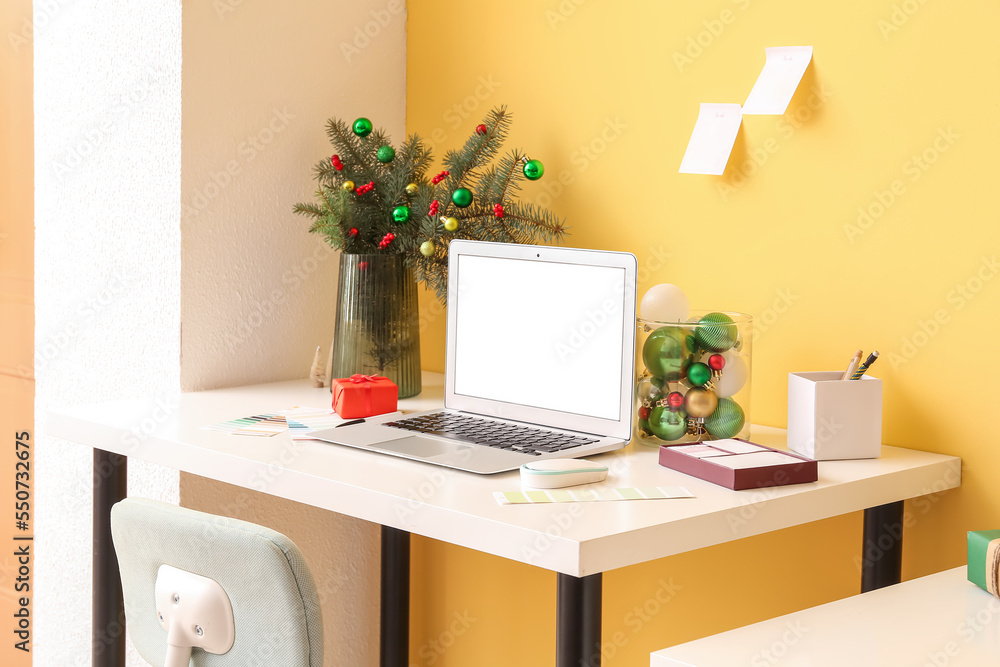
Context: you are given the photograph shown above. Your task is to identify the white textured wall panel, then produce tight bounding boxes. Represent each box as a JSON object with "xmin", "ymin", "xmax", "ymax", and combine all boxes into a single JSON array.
[{"xmin": 34, "ymin": 1, "xmax": 182, "ymax": 665}]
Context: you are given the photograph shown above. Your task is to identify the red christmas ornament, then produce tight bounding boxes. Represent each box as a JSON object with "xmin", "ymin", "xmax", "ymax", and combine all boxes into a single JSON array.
[
  {"xmin": 429, "ymin": 200, "xmax": 440, "ymax": 216},
  {"xmin": 378, "ymin": 232, "xmax": 395, "ymax": 250},
  {"xmin": 638, "ymin": 406, "xmax": 651, "ymax": 420},
  {"xmin": 355, "ymin": 181, "xmax": 375, "ymax": 195},
  {"xmin": 348, "ymin": 227, "xmax": 358, "ymax": 237},
  {"xmin": 431, "ymin": 170, "xmax": 450, "ymax": 185},
  {"xmin": 493, "ymin": 204, "xmax": 505, "ymax": 218},
  {"xmin": 331, "ymin": 155, "xmax": 343, "ymax": 171},
  {"xmin": 667, "ymin": 391, "xmax": 685, "ymax": 410},
  {"xmin": 708, "ymin": 354, "xmax": 726, "ymax": 371},
  {"xmin": 476, "ymin": 124, "xmax": 487, "ymax": 135}
]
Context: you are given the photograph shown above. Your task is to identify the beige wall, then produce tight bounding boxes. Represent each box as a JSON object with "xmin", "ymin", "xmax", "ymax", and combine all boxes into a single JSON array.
[
  {"xmin": 179, "ymin": 2, "xmax": 406, "ymax": 664},
  {"xmin": 1, "ymin": 0, "xmax": 33, "ymax": 664}
]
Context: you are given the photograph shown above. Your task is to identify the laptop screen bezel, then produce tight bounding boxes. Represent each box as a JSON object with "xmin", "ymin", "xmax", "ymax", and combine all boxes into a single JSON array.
[{"xmin": 444, "ymin": 240, "xmax": 637, "ymax": 439}]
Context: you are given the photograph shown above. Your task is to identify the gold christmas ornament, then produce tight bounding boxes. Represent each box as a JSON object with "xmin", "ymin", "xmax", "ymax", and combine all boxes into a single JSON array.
[
  {"xmin": 684, "ymin": 387, "xmax": 718, "ymax": 419},
  {"xmin": 341, "ymin": 180, "xmax": 355, "ymax": 192},
  {"xmin": 405, "ymin": 183, "xmax": 418, "ymax": 194}
]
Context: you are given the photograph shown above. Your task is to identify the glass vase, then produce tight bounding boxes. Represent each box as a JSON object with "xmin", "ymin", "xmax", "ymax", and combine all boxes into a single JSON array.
[
  {"xmin": 634, "ymin": 311, "xmax": 752, "ymax": 446},
  {"xmin": 330, "ymin": 253, "xmax": 421, "ymax": 398}
]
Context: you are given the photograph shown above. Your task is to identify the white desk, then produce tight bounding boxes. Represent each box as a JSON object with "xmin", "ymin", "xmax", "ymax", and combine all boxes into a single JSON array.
[
  {"xmin": 48, "ymin": 372, "xmax": 962, "ymax": 667},
  {"xmin": 651, "ymin": 568, "xmax": 1000, "ymax": 666}
]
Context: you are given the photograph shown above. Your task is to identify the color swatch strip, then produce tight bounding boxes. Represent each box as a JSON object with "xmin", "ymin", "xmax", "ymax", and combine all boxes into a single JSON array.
[{"xmin": 494, "ymin": 486, "xmax": 694, "ymax": 505}]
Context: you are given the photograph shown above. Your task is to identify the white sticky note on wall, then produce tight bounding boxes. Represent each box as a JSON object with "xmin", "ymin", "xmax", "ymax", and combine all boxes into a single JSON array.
[
  {"xmin": 678, "ymin": 103, "xmax": 743, "ymax": 175},
  {"xmin": 742, "ymin": 46, "xmax": 813, "ymax": 115}
]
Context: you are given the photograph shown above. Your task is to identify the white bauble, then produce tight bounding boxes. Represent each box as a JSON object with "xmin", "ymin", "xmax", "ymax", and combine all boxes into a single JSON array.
[
  {"xmin": 640, "ymin": 284, "xmax": 690, "ymax": 323},
  {"xmin": 713, "ymin": 350, "xmax": 749, "ymax": 398}
]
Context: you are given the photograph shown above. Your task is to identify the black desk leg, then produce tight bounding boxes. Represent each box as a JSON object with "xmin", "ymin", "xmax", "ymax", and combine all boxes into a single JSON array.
[
  {"xmin": 93, "ymin": 449, "xmax": 127, "ymax": 667},
  {"xmin": 557, "ymin": 572, "xmax": 603, "ymax": 667},
  {"xmin": 861, "ymin": 500, "xmax": 904, "ymax": 593},
  {"xmin": 381, "ymin": 526, "xmax": 410, "ymax": 667}
]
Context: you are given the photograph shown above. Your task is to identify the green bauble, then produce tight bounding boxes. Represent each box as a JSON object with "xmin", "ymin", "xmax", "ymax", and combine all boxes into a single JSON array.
[
  {"xmin": 377, "ymin": 145, "xmax": 396, "ymax": 163},
  {"xmin": 635, "ymin": 375, "xmax": 665, "ymax": 407},
  {"xmin": 705, "ymin": 397, "xmax": 745, "ymax": 439},
  {"xmin": 641, "ymin": 326, "xmax": 695, "ymax": 381},
  {"xmin": 695, "ymin": 312, "xmax": 738, "ymax": 352},
  {"xmin": 452, "ymin": 188, "xmax": 473, "ymax": 208},
  {"xmin": 392, "ymin": 205, "xmax": 410, "ymax": 223},
  {"xmin": 648, "ymin": 406, "xmax": 689, "ymax": 441},
  {"xmin": 523, "ymin": 159, "xmax": 544, "ymax": 181},
  {"xmin": 352, "ymin": 117, "xmax": 373, "ymax": 137},
  {"xmin": 687, "ymin": 362, "xmax": 711, "ymax": 386}
]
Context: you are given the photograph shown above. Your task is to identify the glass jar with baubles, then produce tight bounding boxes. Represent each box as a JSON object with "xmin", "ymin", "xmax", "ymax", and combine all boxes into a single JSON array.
[{"xmin": 634, "ymin": 283, "xmax": 752, "ymax": 446}]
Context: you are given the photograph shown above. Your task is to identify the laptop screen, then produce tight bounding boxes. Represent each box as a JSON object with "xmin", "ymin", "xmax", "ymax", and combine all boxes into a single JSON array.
[{"xmin": 452, "ymin": 254, "xmax": 627, "ymax": 421}]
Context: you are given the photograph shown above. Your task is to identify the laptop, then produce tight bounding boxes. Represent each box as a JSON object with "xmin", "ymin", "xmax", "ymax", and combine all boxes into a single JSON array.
[{"xmin": 310, "ymin": 240, "xmax": 637, "ymax": 474}]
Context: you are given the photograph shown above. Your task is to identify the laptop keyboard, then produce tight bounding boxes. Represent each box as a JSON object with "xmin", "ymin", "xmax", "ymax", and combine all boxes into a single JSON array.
[{"xmin": 383, "ymin": 412, "xmax": 600, "ymax": 456}]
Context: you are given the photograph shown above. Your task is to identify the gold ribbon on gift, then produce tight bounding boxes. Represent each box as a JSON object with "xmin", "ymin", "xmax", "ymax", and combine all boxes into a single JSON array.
[{"xmin": 988, "ymin": 538, "xmax": 1000, "ymax": 598}]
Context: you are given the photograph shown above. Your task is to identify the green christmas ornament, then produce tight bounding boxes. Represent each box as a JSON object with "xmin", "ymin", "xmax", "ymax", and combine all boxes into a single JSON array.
[
  {"xmin": 705, "ymin": 397, "xmax": 745, "ymax": 439},
  {"xmin": 352, "ymin": 117, "xmax": 373, "ymax": 137},
  {"xmin": 641, "ymin": 326, "xmax": 695, "ymax": 381},
  {"xmin": 420, "ymin": 240, "xmax": 436, "ymax": 257},
  {"xmin": 392, "ymin": 205, "xmax": 410, "ymax": 223},
  {"xmin": 452, "ymin": 187, "xmax": 473, "ymax": 208},
  {"xmin": 694, "ymin": 312, "xmax": 738, "ymax": 352},
  {"xmin": 523, "ymin": 159, "xmax": 544, "ymax": 181},
  {"xmin": 648, "ymin": 406, "xmax": 689, "ymax": 441},
  {"xmin": 377, "ymin": 145, "xmax": 396, "ymax": 163},
  {"xmin": 687, "ymin": 362, "xmax": 711, "ymax": 387}
]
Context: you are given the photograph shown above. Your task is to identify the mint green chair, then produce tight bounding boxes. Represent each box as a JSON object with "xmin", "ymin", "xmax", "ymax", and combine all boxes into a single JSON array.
[{"xmin": 110, "ymin": 498, "xmax": 323, "ymax": 667}]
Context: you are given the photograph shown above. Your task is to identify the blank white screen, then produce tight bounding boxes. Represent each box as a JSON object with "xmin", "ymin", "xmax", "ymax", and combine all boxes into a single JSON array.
[{"xmin": 452, "ymin": 255, "xmax": 625, "ymax": 421}]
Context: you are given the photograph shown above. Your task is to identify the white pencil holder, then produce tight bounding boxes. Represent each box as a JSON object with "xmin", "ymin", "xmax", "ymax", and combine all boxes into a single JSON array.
[{"xmin": 787, "ymin": 371, "xmax": 882, "ymax": 460}]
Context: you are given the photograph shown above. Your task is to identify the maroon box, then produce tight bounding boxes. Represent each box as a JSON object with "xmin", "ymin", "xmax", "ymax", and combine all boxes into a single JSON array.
[{"xmin": 658, "ymin": 439, "xmax": 818, "ymax": 490}]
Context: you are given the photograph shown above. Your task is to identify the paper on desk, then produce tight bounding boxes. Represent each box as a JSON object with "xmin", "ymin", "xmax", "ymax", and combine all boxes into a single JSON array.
[
  {"xmin": 495, "ymin": 486, "xmax": 694, "ymax": 505},
  {"xmin": 742, "ymin": 46, "xmax": 813, "ymax": 115},
  {"xmin": 678, "ymin": 103, "xmax": 743, "ymax": 175},
  {"xmin": 706, "ymin": 451, "xmax": 806, "ymax": 469}
]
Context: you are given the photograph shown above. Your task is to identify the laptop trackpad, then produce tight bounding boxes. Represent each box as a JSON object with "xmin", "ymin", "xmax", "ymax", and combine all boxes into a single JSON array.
[{"xmin": 375, "ymin": 436, "xmax": 473, "ymax": 460}]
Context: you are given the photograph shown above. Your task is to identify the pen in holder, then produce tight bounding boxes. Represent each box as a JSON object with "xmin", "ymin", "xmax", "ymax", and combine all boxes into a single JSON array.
[{"xmin": 787, "ymin": 371, "xmax": 882, "ymax": 460}]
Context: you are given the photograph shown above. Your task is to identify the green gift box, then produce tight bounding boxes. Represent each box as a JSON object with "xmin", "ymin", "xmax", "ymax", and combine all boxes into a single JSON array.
[{"xmin": 967, "ymin": 530, "xmax": 1000, "ymax": 597}]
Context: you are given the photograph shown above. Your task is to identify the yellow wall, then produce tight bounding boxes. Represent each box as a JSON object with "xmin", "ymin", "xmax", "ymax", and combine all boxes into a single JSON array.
[
  {"xmin": 406, "ymin": 1, "xmax": 996, "ymax": 663},
  {"xmin": 1, "ymin": 0, "xmax": 34, "ymax": 664}
]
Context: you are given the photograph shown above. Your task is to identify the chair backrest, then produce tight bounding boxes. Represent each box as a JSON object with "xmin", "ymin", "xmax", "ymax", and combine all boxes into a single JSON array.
[{"xmin": 111, "ymin": 498, "xmax": 324, "ymax": 667}]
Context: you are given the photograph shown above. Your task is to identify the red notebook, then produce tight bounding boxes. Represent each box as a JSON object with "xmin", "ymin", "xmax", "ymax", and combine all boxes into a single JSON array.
[{"xmin": 658, "ymin": 438, "xmax": 818, "ymax": 490}]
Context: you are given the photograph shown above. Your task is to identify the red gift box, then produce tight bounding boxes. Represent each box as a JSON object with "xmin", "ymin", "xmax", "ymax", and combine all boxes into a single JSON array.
[{"xmin": 332, "ymin": 374, "xmax": 398, "ymax": 419}]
